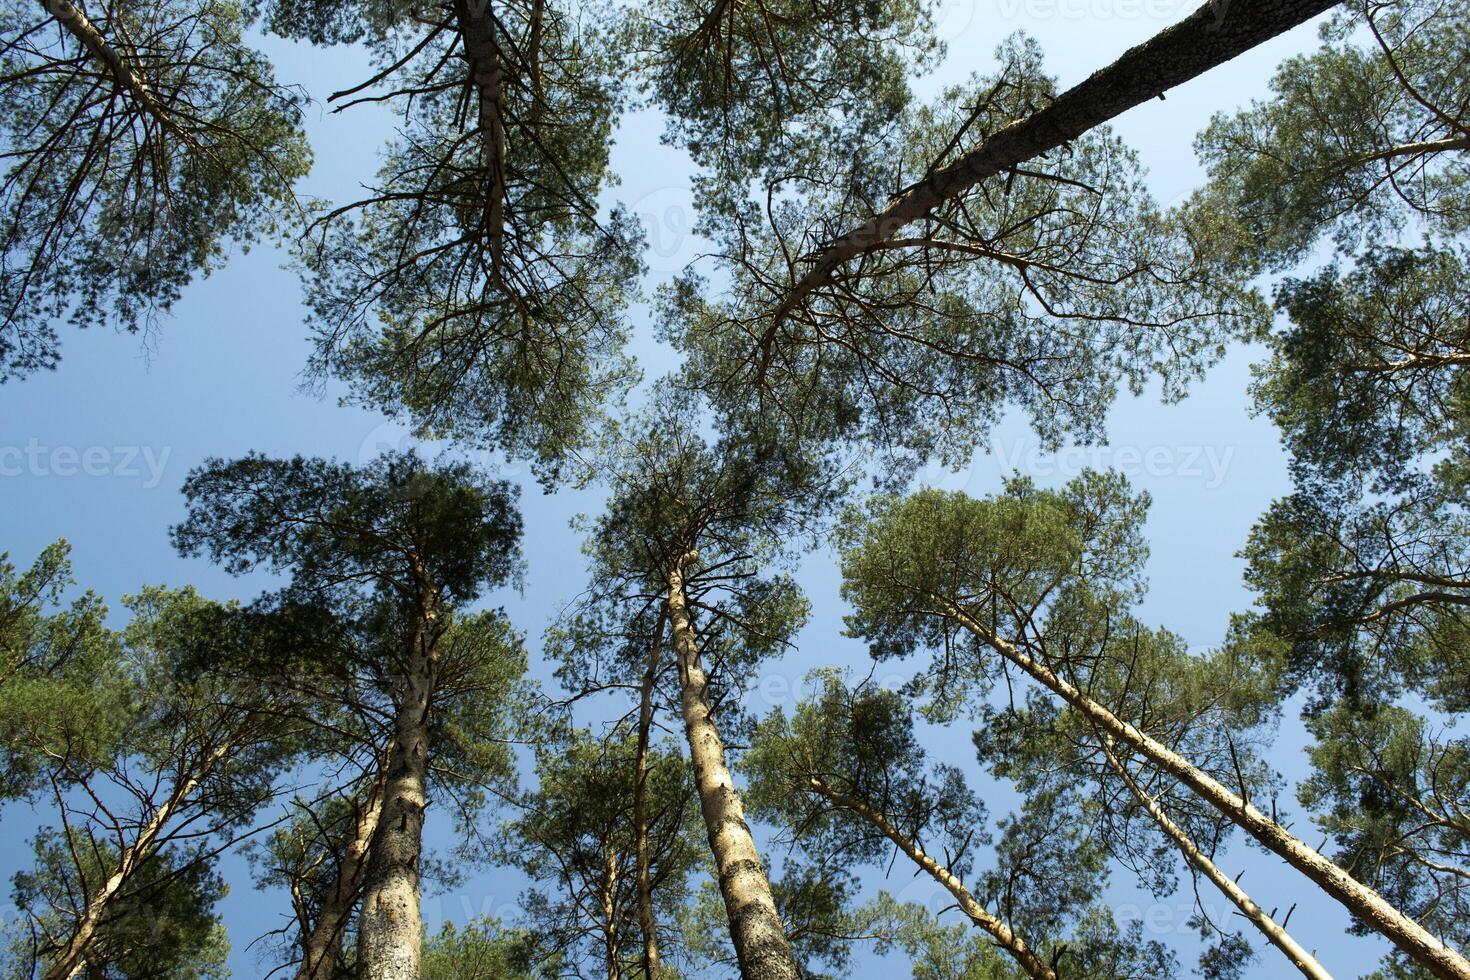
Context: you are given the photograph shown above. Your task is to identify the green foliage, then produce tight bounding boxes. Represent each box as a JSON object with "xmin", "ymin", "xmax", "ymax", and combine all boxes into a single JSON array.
[
  {"xmin": 0, "ymin": 542, "xmax": 126, "ymax": 798},
  {"xmin": 502, "ymin": 728, "xmax": 702, "ymax": 976},
  {"xmin": 664, "ymin": 35, "xmax": 1262, "ymax": 473},
  {"xmin": 632, "ymin": 0, "xmax": 939, "ymax": 180},
  {"xmin": 173, "ymin": 450, "xmax": 522, "ymax": 608},
  {"xmin": 0, "ymin": 0, "xmax": 309, "ymax": 379},
  {"xmin": 8, "ymin": 832, "xmax": 230, "ymax": 980},
  {"xmin": 1254, "ymin": 246, "xmax": 1470, "ymax": 491},
  {"xmin": 422, "ymin": 917, "xmax": 555, "ymax": 980},
  {"xmin": 1189, "ymin": 0, "xmax": 1469, "ymax": 271},
  {"xmin": 1298, "ymin": 703, "xmax": 1470, "ymax": 960},
  {"xmin": 289, "ymin": 0, "xmax": 641, "ymax": 478}
]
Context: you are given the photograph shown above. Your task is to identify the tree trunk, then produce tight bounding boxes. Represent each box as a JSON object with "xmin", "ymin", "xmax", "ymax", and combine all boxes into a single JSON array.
[
  {"xmin": 667, "ymin": 554, "xmax": 799, "ymax": 980},
  {"xmin": 452, "ymin": 0, "xmax": 507, "ymax": 267},
  {"xmin": 38, "ymin": 0, "xmax": 181, "ymax": 138},
  {"xmin": 295, "ymin": 772, "xmax": 387, "ymax": 979},
  {"xmin": 758, "ymin": 0, "xmax": 1340, "ymax": 365},
  {"xmin": 947, "ymin": 602, "xmax": 1470, "ymax": 980},
  {"xmin": 44, "ymin": 741, "xmax": 234, "ymax": 980},
  {"xmin": 806, "ymin": 777, "xmax": 1056, "ymax": 980},
  {"xmin": 1097, "ymin": 739, "xmax": 1331, "ymax": 980},
  {"xmin": 356, "ymin": 603, "xmax": 437, "ymax": 980},
  {"xmin": 603, "ymin": 847, "xmax": 622, "ymax": 980},
  {"xmin": 634, "ymin": 611, "xmax": 667, "ymax": 980}
]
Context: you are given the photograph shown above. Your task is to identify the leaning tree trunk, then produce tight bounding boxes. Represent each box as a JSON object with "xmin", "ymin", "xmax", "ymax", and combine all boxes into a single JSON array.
[
  {"xmin": 757, "ymin": 0, "xmax": 1341, "ymax": 368},
  {"xmin": 946, "ymin": 601, "xmax": 1470, "ymax": 980},
  {"xmin": 1097, "ymin": 739, "xmax": 1331, "ymax": 980},
  {"xmin": 39, "ymin": 0, "xmax": 181, "ymax": 137},
  {"xmin": 634, "ymin": 611, "xmax": 667, "ymax": 980},
  {"xmin": 296, "ymin": 773, "xmax": 387, "ymax": 979},
  {"xmin": 356, "ymin": 600, "xmax": 438, "ymax": 980},
  {"xmin": 43, "ymin": 741, "xmax": 234, "ymax": 980},
  {"xmin": 667, "ymin": 554, "xmax": 800, "ymax": 980},
  {"xmin": 807, "ymin": 777, "xmax": 1056, "ymax": 980}
]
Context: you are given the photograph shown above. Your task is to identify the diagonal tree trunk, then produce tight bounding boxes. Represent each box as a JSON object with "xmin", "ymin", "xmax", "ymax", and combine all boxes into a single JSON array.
[
  {"xmin": 295, "ymin": 771, "xmax": 387, "ymax": 980},
  {"xmin": 43, "ymin": 741, "xmax": 235, "ymax": 980},
  {"xmin": 667, "ymin": 553, "xmax": 799, "ymax": 980},
  {"xmin": 39, "ymin": 0, "xmax": 181, "ymax": 138},
  {"xmin": 757, "ymin": 0, "xmax": 1341, "ymax": 371},
  {"xmin": 356, "ymin": 599, "xmax": 438, "ymax": 980},
  {"xmin": 806, "ymin": 777, "xmax": 1056, "ymax": 980},
  {"xmin": 945, "ymin": 600, "xmax": 1470, "ymax": 980},
  {"xmin": 1096, "ymin": 738, "xmax": 1332, "ymax": 980}
]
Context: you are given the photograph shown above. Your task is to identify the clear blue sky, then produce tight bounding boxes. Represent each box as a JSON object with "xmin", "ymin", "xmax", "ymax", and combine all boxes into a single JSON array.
[{"xmin": 0, "ymin": 2, "xmax": 1389, "ymax": 975}]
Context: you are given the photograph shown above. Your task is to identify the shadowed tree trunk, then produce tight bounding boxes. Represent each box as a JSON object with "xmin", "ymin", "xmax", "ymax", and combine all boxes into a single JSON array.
[
  {"xmin": 757, "ymin": 0, "xmax": 1342, "ymax": 372},
  {"xmin": 296, "ymin": 774, "xmax": 387, "ymax": 979},
  {"xmin": 634, "ymin": 609, "xmax": 667, "ymax": 980},
  {"xmin": 667, "ymin": 554, "xmax": 799, "ymax": 980}
]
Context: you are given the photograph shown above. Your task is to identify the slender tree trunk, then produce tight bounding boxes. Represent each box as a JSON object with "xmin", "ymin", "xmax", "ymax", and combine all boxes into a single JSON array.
[
  {"xmin": 296, "ymin": 772, "xmax": 388, "ymax": 980},
  {"xmin": 667, "ymin": 553, "xmax": 799, "ymax": 980},
  {"xmin": 453, "ymin": 0, "xmax": 507, "ymax": 267},
  {"xmin": 357, "ymin": 601, "xmax": 437, "ymax": 980},
  {"xmin": 603, "ymin": 847, "xmax": 622, "ymax": 980},
  {"xmin": 1097, "ymin": 739, "xmax": 1331, "ymax": 980},
  {"xmin": 946, "ymin": 602, "xmax": 1470, "ymax": 980},
  {"xmin": 757, "ymin": 0, "xmax": 1340, "ymax": 368},
  {"xmin": 38, "ymin": 0, "xmax": 180, "ymax": 137},
  {"xmin": 634, "ymin": 610, "xmax": 667, "ymax": 980},
  {"xmin": 44, "ymin": 741, "xmax": 234, "ymax": 980},
  {"xmin": 806, "ymin": 777, "xmax": 1056, "ymax": 980}
]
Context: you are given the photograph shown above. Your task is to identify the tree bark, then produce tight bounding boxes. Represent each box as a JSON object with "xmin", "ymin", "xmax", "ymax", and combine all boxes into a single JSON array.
[
  {"xmin": 758, "ymin": 0, "xmax": 1341, "ymax": 369},
  {"xmin": 356, "ymin": 600, "xmax": 437, "ymax": 980},
  {"xmin": 295, "ymin": 773, "xmax": 387, "ymax": 980},
  {"xmin": 38, "ymin": 0, "xmax": 181, "ymax": 138},
  {"xmin": 667, "ymin": 553, "xmax": 799, "ymax": 980},
  {"xmin": 602, "ymin": 847, "xmax": 622, "ymax": 980},
  {"xmin": 806, "ymin": 777, "xmax": 1056, "ymax": 980},
  {"xmin": 946, "ymin": 601, "xmax": 1470, "ymax": 980},
  {"xmin": 452, "ymin": 0, "xmax": 508, "ymax": 268},
  {"xmin": 634, "ymin": 610, "xmax": 667, "ymax": 980},
  {"xmin": 1096, "ymin": 739, "xmax": 1331, "ymax": 980}
]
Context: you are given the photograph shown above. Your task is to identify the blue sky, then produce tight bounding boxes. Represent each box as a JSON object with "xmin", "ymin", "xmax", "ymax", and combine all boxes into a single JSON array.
[{"xmin": 0, "ymin": 2, "xmax": 1391, "ymax": 976}]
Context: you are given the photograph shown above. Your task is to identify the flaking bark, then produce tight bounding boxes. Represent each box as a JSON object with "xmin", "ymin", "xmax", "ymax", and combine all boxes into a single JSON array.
[
  {"xmin": 356, "ymin": 599, "xmax": 437, "ymax": 980},
  {"xmin": 667, "ymin": 554, "xmax": 799, "ymax": 980}
]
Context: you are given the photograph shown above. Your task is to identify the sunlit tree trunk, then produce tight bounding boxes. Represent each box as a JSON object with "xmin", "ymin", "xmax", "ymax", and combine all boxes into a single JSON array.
[
  {"xmin": 44, "ymin": 742, "xmax": 234, "ymax": 980},
  {"xmin": 806, "ymin": 776, "xmax": 1056, "ymax": 980},
  {"xmin": 1097, "ymin": 739, "xmax": 1330, "ymax": 980},
  {"xmin": 357, "ymin": 599, "xmax": 437, "ymax": 980},
  {"xmin": 948, "ymin": 602, "xmax": 1470, "ymax": 980},
  {"xmin": 667, "ymin": 554, "xmax": 799, "ymax": 980}
]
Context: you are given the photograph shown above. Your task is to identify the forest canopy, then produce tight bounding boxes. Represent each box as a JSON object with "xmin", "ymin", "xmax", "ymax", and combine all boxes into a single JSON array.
[{"xmin": 2, "ymin": 0, "xmax": 1469, "ymax": 978}]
